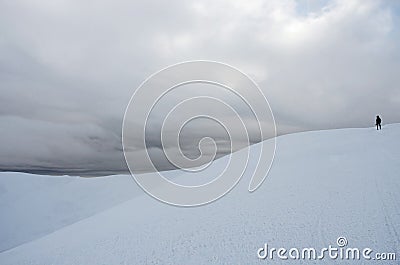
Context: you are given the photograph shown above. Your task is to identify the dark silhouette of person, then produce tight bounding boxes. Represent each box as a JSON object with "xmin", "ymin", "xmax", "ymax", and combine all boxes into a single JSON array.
[{"xmin": 376, "ymin": 115, "xmax": 382, "ymax": 130}]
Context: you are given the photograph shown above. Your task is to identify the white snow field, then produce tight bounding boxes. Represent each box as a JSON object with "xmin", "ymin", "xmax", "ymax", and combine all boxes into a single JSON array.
[
  {"xmin": 0, "ymin": 173, "xmax": 138, "ymax": 252},
  {"xmin": 0, "ymin": 125, "xmax": 399, "ymax": 264}
]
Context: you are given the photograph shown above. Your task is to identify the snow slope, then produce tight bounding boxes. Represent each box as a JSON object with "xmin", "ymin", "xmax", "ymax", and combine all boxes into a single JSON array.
[
  {"xmin": 1, "ymin": 125, "xmax": 399, "ymax": 264},
  {"xmin": 0, "ymin": 173, "xmax": 138, "ymax": 252}
]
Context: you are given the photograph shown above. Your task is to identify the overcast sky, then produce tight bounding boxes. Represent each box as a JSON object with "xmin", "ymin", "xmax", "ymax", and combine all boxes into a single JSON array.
[{"xmin": 1, "ymin": 0, "xmax": 400, "ymax": 176}]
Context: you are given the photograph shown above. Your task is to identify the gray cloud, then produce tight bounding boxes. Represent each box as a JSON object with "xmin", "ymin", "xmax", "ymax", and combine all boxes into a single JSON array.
[{"xmin": 1, "ymin": 0, "xmax": 400, "ymax": 175}]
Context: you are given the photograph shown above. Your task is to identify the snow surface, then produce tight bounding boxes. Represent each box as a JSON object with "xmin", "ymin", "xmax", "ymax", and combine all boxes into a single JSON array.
[
  {"xmin": 0, "ymin": 125, "xmax": 399, "ymax": 264},
  {"xmin": 0, "ymin": 173, "xmax": 138, "ymax": 252}
]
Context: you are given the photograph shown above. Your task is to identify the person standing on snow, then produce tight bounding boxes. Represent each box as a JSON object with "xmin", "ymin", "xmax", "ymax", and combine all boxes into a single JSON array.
[{"xmin": 376, "ymin": 115, "xmax": 382, "ymax": 130}]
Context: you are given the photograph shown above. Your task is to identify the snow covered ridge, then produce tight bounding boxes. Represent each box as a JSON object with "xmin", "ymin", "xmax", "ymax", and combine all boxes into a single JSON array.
[
  {"xmin": 0, "ymin": 173, "xmax": 138, "ymax": 252},
  {"xmin": 0, "ymin": 124, "xmax": 399, "ymax": 264}
]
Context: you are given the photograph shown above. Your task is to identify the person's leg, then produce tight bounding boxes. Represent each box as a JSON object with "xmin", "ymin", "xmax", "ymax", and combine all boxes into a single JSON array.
[
  {"xmin": 377, "ymin": 124, "xmax": 379, "ymax": 130},
  {"xmin": 379, "ymin": 124, "xmax": 382, "ymax": 130}
]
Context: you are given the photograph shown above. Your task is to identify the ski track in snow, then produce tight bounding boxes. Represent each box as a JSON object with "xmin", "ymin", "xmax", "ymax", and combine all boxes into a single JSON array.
[{"xmin": 0, "ymin": 125, "xmax": 399, "ymax": 264}]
